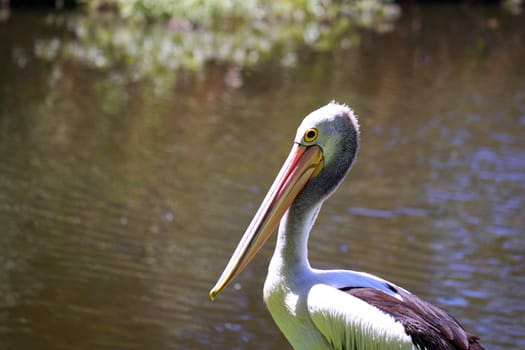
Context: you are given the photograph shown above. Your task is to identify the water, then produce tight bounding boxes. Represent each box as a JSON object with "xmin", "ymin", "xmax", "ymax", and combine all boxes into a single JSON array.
[{"xmin": 1, "ymin": 5, "xmax": 524, "ymax": 350}]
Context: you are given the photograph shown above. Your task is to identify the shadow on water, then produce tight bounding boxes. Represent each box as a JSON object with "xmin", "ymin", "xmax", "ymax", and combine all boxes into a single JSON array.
[{"xmin": 1, "ymin": 4, "xmax": 525, "ymax": 350}]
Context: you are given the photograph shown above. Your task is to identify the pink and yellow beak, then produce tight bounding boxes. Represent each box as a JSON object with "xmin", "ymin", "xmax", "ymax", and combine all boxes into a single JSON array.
[{"xmin": 209, "ymin": 143, "xmax": 323, "ymax": 300}]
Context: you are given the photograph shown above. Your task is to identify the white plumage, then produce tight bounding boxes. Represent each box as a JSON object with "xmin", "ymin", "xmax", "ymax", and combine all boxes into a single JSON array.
[{"xmin": 308, "ymin": 285, "xmax": 414, "ymax": 350}]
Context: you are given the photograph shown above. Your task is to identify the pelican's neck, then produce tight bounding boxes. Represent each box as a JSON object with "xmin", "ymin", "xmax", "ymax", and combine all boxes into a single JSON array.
[{"xmin": 268, "ymin": 199, "xmax": 322, "ymax": 277}]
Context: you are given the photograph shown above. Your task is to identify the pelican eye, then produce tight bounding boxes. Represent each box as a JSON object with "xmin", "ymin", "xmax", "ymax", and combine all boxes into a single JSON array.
[{"xmin": 304, "ymin": 128, "xmax": 318, "ymax": 142}]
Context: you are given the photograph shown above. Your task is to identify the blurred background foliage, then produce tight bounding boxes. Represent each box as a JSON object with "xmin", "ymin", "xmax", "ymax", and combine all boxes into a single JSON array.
[
  {"xmin": 6, "ymin": 0, "xmax": 522, "ymax": 99},
  {"xmin": 31, "ymin": 0, "xmax": 401, "ymax": 91}
]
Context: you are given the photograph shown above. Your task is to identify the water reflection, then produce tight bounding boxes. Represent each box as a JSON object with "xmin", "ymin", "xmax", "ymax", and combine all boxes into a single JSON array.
[{"xmin": 1, "ymin": 4, "xmax": 524, "ymax": 350}]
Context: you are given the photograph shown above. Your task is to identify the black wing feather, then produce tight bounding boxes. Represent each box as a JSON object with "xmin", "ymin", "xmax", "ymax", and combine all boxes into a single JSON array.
[{"xmin": 339, "ymin": 286, "xmax": 484, "ymax": 350}]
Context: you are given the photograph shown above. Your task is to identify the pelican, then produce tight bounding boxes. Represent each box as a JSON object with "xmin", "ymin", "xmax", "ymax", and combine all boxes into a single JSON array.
[{"xmin": 210, "ymin": 102, "xmax": 484, "ymax": 350}]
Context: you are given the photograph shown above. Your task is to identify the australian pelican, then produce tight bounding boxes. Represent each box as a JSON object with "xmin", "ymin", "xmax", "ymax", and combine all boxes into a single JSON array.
[{"xmin": 210, "ymin": 102, "xmax": 484, "ymax": 350}]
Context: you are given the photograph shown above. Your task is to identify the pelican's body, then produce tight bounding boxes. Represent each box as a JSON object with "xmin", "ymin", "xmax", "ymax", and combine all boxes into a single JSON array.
[
  {"xmin": 210, "ymin": 102, "xmax": 484, "ymax": 350},
  {"xmin": 265, "ymin": 267, "xmax": 413, "ymax": 349}
]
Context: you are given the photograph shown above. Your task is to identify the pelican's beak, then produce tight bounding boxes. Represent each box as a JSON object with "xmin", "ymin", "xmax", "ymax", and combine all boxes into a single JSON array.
[{"xmin": 210, "ymin": 143, "xmax": 323, "ymax": 300}]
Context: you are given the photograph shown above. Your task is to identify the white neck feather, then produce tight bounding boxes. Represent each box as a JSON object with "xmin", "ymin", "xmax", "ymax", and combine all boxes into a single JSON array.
[{"xmin": 268, "ymin": 201, "xmax": 322, "ymax": 278}]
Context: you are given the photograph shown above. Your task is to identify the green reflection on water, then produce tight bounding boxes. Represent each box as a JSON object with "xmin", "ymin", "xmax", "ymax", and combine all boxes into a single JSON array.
[{"xmin": 31, "ymin": 1, "xmax": 399, "ymax": 89}]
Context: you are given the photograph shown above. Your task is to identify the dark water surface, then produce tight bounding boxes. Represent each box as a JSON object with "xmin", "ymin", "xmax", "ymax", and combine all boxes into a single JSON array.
[{"xmin": 1, "ymin": 5, "xmax": 525, "ymax": 350}]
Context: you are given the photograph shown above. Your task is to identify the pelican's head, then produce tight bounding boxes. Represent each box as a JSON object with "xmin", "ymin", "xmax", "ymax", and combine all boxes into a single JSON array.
[
  {"xmin": 292, "ymin": 102, "xmax": 360, "ymax": 204},
  {"xmin": 210, "ymin": 102, "xmax": 360, "ymax": 299}
]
